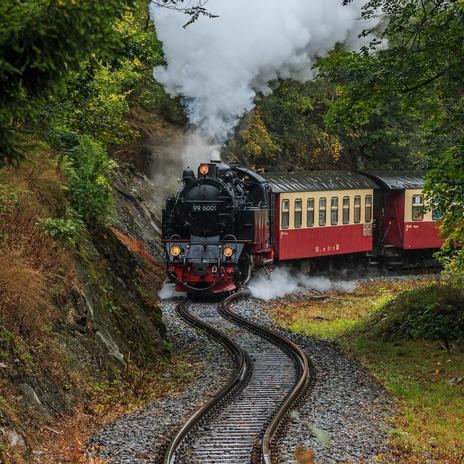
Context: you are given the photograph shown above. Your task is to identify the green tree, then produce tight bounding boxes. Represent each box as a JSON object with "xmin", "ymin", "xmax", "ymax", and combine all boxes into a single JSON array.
[
  {"xmin": 0, "ymin": 0, "xmax": 135, "ymax": 166},
  {"xmin": 228, "ymin": 80, "xmax": 345, "ymax": 170},
  {"xmin": 319, "ymin": 0, "xmax": 464, "ymax": 269},
  {"xmin": 43, "ymin": 0, "xmax": 184, "ymax": 150},
  {"xmin": 59, "ymin": 134, "xmax": 114, "ymax": 227},
  {"xmin": 228, "ymin": 110, "xmax": 279, "ymax": 168}
]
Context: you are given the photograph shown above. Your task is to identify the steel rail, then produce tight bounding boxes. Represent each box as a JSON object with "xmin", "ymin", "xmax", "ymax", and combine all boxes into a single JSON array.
[
  {"xmin": 163, "ymin": 297, "xmax": 252, "ymax": 464},
  {"xmin": 218, "ymin": 292, "xmax": 310, "ymax": 464},
  {"xmin": 164, "ymin": 292, "xmax": 311, "ymax": 464}
]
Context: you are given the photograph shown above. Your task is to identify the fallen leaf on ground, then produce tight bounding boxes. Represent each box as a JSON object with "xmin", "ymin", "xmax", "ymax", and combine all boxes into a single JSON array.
[{"xmin": 294, "ymin": 445, "xmax": 315, "ymax": 464}]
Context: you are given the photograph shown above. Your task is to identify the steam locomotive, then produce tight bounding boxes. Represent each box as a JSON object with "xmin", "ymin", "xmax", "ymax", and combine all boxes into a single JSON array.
[
  {"xmin": 162, "ymin": 161, "xmax": 442, "ymax": 294},
  {"xmin": 162, "ymin": 161, "xmax": 273, "ymax": 293}
]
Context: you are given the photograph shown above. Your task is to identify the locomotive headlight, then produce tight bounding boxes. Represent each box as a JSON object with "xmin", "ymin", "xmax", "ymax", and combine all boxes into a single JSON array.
[
  {"xmin": 199, "ymin": 164, "xmax": 209, "ymax": 175},
  {"xmin": 223, "ymin": 247, "xmax": 234, "ymax": 258},
  {"xmin": 170, "ymin": 246, "xmax": 182, "ymax": 257}
]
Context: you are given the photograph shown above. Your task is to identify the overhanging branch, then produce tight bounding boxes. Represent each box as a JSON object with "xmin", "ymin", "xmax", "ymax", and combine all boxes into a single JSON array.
[{"xmin": 151, "ymin": 0, "xmax": 218, "ymax": 27}]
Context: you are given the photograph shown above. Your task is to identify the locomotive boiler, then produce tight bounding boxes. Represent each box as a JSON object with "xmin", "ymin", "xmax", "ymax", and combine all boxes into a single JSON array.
[{"xmin": 162, "ymin": 161, "xmax": 273, "ymax": 293}]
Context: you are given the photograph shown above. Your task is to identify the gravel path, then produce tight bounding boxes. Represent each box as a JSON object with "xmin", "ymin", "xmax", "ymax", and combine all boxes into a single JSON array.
[
  {"xmin": 90, "ymin": 300, "xmax": 234, "ymax": 463},
  {"xmin": 230, "ymin": 297, "xmax": 393, "ymax": 464}
]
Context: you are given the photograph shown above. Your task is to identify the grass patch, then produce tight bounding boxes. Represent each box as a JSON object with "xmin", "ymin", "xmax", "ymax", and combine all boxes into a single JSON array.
[
  {"xmin": 267, "ymin": 276, "xmax": 464, "ymax": 463},
  {"xmin": 341, "ymin": 337, "xmax": 464, "ymax": 463},
  {"xmin": 268, "ymin": 277, "xmax": 434, "ymax": 339},
  {"xmin": 289, "ymin": 318, "xmax": 358, "ymax": 339}
]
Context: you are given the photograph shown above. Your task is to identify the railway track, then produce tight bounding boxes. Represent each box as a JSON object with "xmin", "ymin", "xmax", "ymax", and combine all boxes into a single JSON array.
[{"xmin": 164, "ymin": 293, "xmax": 311, "ymax": 464}]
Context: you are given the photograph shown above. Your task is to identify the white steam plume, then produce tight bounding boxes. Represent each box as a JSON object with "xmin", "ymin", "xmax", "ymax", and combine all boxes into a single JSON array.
[
  {"xmin": 248, "ymin": 267, "xmax": 358, "ymax": 301},
  {"xmin": 158, "ymin": 281, "xmax": 187, "ymax": 300},
  {"xmin": 181, "ymin": 131, "xmax": 221, "ymax": 167},
  {"xmin": 149, "ymin": 130, "xmax": 221, "ymax": 203},
  {"xmin": 150, "ymin": 0, "xmax": 377, "ymax": 143}
]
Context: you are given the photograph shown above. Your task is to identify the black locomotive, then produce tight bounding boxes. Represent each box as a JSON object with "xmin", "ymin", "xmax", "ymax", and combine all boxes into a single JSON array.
[{"xmin": 162, "ymin": 161, "xmax": 274, "ymax": 293}]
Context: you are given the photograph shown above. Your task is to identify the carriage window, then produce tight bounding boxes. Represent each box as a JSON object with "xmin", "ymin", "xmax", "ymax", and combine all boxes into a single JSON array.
[
  {"xmin": 365, "ymin": 195, "xmax": 372, "ymax": 223},
  {"xmin": 281, "ymin": 199, "xmax": 289, "ymax": 229},
  {"xmin": 343, "ymin": 196, "xmax": 350, "ymax": 224},
  {"xmin": 412, "ymin": 194, "xmax": 424, "ymax": 221},
  {"xmin": 354, "ymin": 195, "xmax": 361, "ymax": 223},
  {"xmin": 331, "ymin": 197, "xmax": 339, "ymax": 225},
  {"xmin": 294, "ymin": 199, "xmax": 302, "ymax": 228},
  {"xmin": 307, "ymin": 198, "xmax": 315, "ymax": 227},
  {"xmin": 319, "ymin": 197, "xmax": 327, "ymax": 226}
]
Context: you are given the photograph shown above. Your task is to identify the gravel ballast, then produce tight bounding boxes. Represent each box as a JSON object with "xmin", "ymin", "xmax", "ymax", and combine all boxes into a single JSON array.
[
  {"xmin": 90, "ymin": 300, "xmax": 234, "ymax": 463},
  {"xmin": 230, "ymin": 296, "xmax": 393, "ymax": 464},
  {"xmin": 91, "ymin": 295, "xmax": 393, "ymax": 464}
]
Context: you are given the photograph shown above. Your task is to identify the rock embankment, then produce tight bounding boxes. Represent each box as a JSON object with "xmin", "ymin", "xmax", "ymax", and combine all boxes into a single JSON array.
[{"xmin": 0, "ymin": 156, "xmax": 167, "ymax": 461}]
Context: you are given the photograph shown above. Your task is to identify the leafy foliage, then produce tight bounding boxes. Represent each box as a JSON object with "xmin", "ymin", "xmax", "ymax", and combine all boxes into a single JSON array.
[
  {"xmin": 47, "ymin": 63, "xmax": 137, "ymax": 149},
  {"xmin": 38, "ymin": 217, "xmax": 84, "ymax": 246},
  {"xmin": 228, "ymin": 110, "xmax": 279, "ymax": 167},
  {"xmin": 426, "ymin": 146, "xmax": 464, "ymax": 270},
  {"xmin": 369, "ymin": 284, "xmax": 464, "ymax": 349},
  {"xmin": 227, "ymin": 81, "xmax": 339, "ymax": 169},
  {"xmin": 0, "ymin": 0, "xmax": 138, "ymax": 166},
  {"xmin": 43, "ymin": 0, "xmax": 184, "ymax": 149},
  {"xmin": 0, "ymin": 183, "xmax": 24, "ymax": 215},
  {"xmin": 228, "ymin": 77, "xmax": 421, "ymax": 171},
  {"xmin": 58, "ymin": 134, "xmax": 114, "ymax": 227},
  {"xmin": 0, "ymin": 0, "xmax": 188, "ymax": 230},
  {"xmin": 319, "ymin": 0, "xmax": 464, "ymax": 269}
]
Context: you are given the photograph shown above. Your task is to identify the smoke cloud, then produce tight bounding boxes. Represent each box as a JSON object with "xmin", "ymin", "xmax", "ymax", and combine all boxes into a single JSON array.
[
  {"xmin": 150, "ymin": 0, "xmax": 377, "ymax": 143},
  {"xmin": 180, "ymin": 131, "xmax": 221, "ymax": 166},
  {"xmin": 149, "ymin": 129, "xmax": 222, "ymax": 205},
  {"xmin": 248, "ymin": 267, "xmax": 358, "ymax": 301}
]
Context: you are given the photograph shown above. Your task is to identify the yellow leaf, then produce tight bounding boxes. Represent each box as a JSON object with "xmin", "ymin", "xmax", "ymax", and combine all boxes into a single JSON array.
[{"xmin": 294, "ymin": 446, "xmax": 315, "ymax": 464}]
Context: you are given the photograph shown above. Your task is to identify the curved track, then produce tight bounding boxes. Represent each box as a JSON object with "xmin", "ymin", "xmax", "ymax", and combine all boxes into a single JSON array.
[{"xmin": 164, "ymin": 293, "xmax": 311, "ymax": 464}]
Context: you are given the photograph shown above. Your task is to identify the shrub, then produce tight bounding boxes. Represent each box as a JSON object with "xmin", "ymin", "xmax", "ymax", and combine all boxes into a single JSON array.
[
  {"xmin": 58, "ymin": 134, "xmax": 114, "ymax": 227},
  {"xmin": 0, "ymin": 253, "xmax": 49, "ymax": 342},
  {"xmin": 0, "ymin": 183, "xmax": 24, "ymax": 214},
  {"xmin": 38, "ymin": 216, "xmax": 84, "ymax": 246},
  {"xmin": 369, "ymin": 283, "xmax": 464, "ymax": 349}
]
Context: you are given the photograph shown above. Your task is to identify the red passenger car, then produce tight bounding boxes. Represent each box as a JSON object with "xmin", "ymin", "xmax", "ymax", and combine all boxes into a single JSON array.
[
  {"xmin": 264, "ymin": 171, "xmax": 378, "ymax": 267},
  {"xmin": 365, "ymin": 171, "xmax": 442, "ymax": 266}
]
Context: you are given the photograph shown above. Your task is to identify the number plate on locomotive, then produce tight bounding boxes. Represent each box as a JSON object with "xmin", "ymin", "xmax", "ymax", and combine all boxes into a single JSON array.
[{"xmin": 192, "ymin": 204, "xmax": 217, "ymax": 212}]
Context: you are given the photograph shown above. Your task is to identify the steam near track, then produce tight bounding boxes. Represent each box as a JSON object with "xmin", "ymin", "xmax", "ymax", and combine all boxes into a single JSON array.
[{"xmin": 248, "ymin": 267, "xmax": 358, "ymax": 301}]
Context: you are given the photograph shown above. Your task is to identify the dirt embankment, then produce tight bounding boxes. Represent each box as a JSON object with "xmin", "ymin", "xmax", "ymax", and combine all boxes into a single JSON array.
[{"xmin": 0, "ymin": 143, "xmax": 170, "ymax": 462}]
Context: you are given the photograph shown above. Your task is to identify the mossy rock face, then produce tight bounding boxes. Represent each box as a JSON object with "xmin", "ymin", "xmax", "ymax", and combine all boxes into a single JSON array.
[
  {"xmin": 88, "ymin": 226, "xmax": 167, "ymax": 365},
  {"xmin": 110, "ymin": 162, "xmax": 165, "ymax": 261},
  {"xmin": 0, "ymin": 144, "xmax": 169, "ymax": 461}
]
